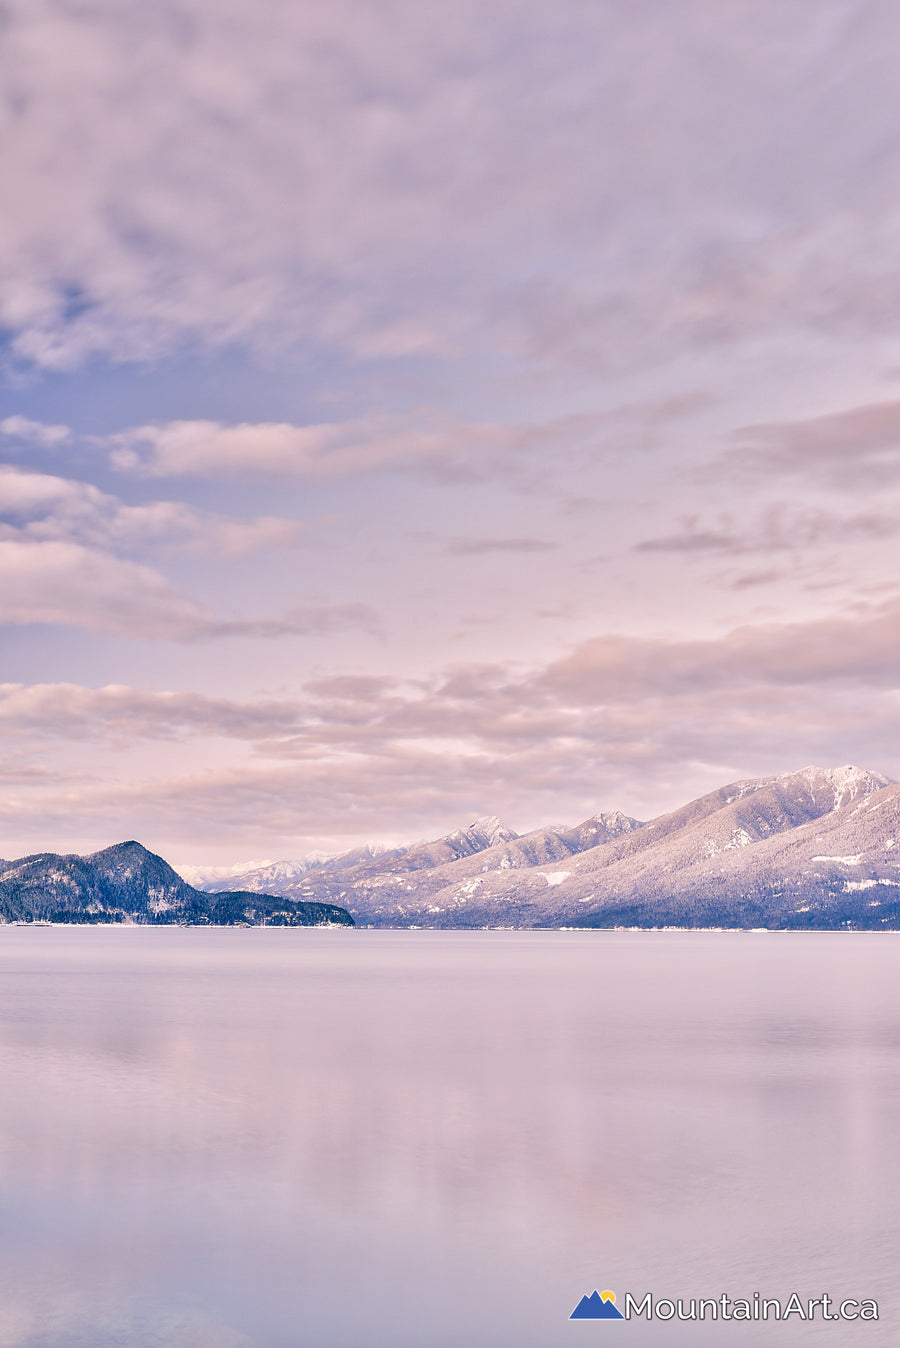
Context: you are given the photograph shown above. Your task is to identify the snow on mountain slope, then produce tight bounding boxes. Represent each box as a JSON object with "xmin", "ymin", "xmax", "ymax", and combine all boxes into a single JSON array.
[
  {"xmin": 183, "ymin": 841, "xmax": 407, "ymax": 892},
  {"xmin": 177, "ymin": 766, "xmax": 896, "ymax": 928},
  {"xmin": 338, "ymin": 766, "xmax": 892, "ymax": 927}
]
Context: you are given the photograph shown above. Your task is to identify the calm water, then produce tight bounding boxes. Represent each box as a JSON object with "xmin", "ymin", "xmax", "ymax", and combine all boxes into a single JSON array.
[{"xmin": 0, "ymin": 929, "xmax": 897, "ymax": 1347}]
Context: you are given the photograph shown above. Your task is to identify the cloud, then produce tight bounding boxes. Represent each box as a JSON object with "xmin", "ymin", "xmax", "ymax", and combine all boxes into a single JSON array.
[
  {"xmin": 5, "ymin": 403, "xmax": 683, "ymax": 486},
  {"xmin": 6, "ymin": 594, "xmax": 900, "ymax": 849},
  {"xmin": 0, "ymin": 415, "xmax": 71, "ymax": 446},
  {"xmin": 635, "ymin": 506, "xmax": 899, "ymax": 556},
  {"xmin": 3, "ymin": 0, "xmax": 900, "ymax": 376},
  {"xmin": 205, "ymin": 605, "xmax": 379, "ymax": 640},
  {"xmin": 107, "ymin": 415, "xmax": 516, "ymax": 480},
  {"xmin": 3, "ymin": 682, "xmax": 898, "ymax": 852},
  {"xmin": 0, "ymin": 463, "xmax": 303, "ymax": 556},
  {"xmin": 0, "ymin": 465, "xmax": 375, "ymax": 640},
  {"xmin": 104, "ymin": 398, "xmax": 705, "ymax": 484},
  {"xmin": 12, "ymin": 596, "xmax": 900, "ymax": 751},
  {"xmin": 228, "ymin": 605, "xmax": 900, "ymax": 783},
  {"xmin": 0, "ymin": 538, "xmax": 212, "ymax": 639},
  {"xmin": 728, "ymin": 569, "xmax": 782, "ymax": 591},
  {"xmin": 543, "ymin": 603, "xmax": 900, "ymax": 702},
  {"xmin": 106, "ymin": 410, "xmax": 623, "ymax": 482},
  {"xmin": 0, "ymin": 536, "xmax": 377, "ymax": 641},
  {"xmin": 732, "ymin": 401, "xmax": 900, "ymax": 487},
  {"xmin": 444, "ymin": 537, "xmax": 556, "ymax": 556},
  {"xmin": 635, "ymin": 522, "xmax": 745, "ymax": 554},
  {"xmin": 0, "ymin": 684, "xmax": 304, "ymax": 741}
]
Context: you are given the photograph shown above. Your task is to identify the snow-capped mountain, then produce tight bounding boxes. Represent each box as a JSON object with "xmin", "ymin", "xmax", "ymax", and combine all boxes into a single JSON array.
[
  {"xmin": 179, "ymin": 841, "xmax": 404, "ymax": 891},
  {"xmin": 191, "ymin": 817, "xmax": 521, "ymax": 894},
  {"xmin": 185, "ymin": 807, "xmax": 645, "ymax": 917},
  {"xmin": 183, "ymin": 766, "xmax": 900, "ymax": 928}
]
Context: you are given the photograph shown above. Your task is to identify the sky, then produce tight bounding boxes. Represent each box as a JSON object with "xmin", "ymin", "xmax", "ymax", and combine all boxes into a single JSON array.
[{"xmin": 4, "ymin": 0, "xmax": 900, "ymax": 867}]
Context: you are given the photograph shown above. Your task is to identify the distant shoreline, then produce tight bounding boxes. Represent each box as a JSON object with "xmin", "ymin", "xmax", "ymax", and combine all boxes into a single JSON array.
[{"xmin": 5, "ymin": 922, "xmax": 899, "ymax": 934}]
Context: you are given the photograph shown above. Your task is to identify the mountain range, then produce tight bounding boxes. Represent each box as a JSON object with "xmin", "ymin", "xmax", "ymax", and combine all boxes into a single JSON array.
[
  {"xmin": 189, "ymin": 766, "xmax": 900, "ymax": 929},
  {"xmin": 6, "ymin": 766, "xmax": 900, "ymax": 929},
  {"xmin": 0, "ymin": 841, "xmax": 354, "ymax": 926}
]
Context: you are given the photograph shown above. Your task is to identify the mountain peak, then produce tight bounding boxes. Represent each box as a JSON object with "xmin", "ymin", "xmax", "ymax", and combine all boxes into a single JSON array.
[
  {"xmin": 586, "ymin": 809, "xmax": 643, "ymax": 833},
  {"xmin": 773, "ymin": 765, "xmax": 892, "ymax": 808},
  {"xmin": 86, "ymin": 839, "xmax": 159, "ymax": 868},
  {"xmin": 718, "ymin": 765, "xmax": 892, "ymax": 811},
  {"xmin": 455, "ymin": 816, "xmax": 518, "ymax": 848}
]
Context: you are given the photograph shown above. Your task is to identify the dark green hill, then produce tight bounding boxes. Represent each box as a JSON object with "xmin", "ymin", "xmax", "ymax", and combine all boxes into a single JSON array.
[
  {"xmin": 0, "ymin": 841, "xmax": 353, "ymax": 927},
  {"xmin": 205, "ymin": 889, "xmax": 354, "ymax": 927}
]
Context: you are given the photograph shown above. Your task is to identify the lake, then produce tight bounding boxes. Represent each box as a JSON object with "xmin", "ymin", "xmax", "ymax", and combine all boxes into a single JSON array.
[{"xmin": 0, "ymin": 928, "xmax": 897, "ymax": 1346}]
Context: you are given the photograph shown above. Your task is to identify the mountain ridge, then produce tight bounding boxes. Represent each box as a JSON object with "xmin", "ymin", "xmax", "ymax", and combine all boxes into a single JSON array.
[{"xmin": 187, "ymin": 765, "xmax": 896, "ymax": 928}]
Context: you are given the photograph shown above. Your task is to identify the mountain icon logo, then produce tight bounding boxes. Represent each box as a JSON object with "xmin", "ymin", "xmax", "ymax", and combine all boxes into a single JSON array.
[{"xmin": 570, "ymin": 1289, "xmax": 624, "ymax": 1320}]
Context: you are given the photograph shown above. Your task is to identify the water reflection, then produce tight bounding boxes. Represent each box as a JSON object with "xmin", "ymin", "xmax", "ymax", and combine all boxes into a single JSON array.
[{"xmin": 0, "ymin": 929, "xmax": 897, "ymax": 1345}]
